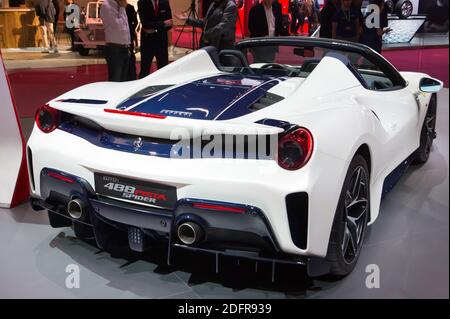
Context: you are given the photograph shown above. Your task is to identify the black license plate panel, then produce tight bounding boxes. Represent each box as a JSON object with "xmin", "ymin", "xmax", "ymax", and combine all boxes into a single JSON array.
[{"xmin": 94, "ymin": 173, "xmax": 177, "ymax": 210}]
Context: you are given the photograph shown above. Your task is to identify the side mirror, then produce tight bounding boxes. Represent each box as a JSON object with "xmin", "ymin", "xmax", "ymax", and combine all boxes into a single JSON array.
[{"xmin": 419, "ymin": 77, "xmax": 443, "ymax": 94}]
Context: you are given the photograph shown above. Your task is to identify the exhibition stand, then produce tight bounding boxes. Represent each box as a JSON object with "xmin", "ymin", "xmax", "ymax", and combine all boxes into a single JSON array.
[{"xmin": 0, "ymin": 50, "xmax": 29, "ymax": 208}]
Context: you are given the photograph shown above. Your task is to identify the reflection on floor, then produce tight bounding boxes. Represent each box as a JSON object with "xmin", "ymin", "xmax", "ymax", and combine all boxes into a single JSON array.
[{"xmin": 0, "ymin": 90, "xmax": 448, "ymax": 299}]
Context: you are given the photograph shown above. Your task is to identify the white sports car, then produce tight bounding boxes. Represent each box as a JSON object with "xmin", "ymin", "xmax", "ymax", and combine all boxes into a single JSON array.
[{"xmin": 28, "ymin": 37, "xmax": 442, "ymax": 277}]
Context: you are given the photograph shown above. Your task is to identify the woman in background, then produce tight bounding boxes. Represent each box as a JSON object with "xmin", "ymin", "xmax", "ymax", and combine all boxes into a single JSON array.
[
  {"xmin": 362, "ymin": 0, "xmax": 391, "ymax": 52},
  {"xmin": 300, "ymin": 0, "xmax": 319, "ymax": 35}
]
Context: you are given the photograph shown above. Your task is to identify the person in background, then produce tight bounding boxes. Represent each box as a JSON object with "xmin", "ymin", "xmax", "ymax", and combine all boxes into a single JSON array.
[
  {"xmin": 319, "ymin": 0, "xmax": 338, "ymax": 38},
  {"xmin": 138, "ymin": 0, "xmax": 173, "ymax": 78},
  {"xmin": 351, "ymin": 0, "xmax": 364, "ymax": 42},
  {"xmin": 52, "ymin": 0, "xmax": 60, "ymax": 34},
  {"xmin": 126, "ymin": 3, "xmax": 139, "ymax": 80},
  {"xmin": 248, "ymin": 0, "xmax": 285, "ymax": 63},
  {"xmin": 314, "ymin": 0, "xmax": 321, "ymax": 11},
  {"xmin": 176, "ymin": 0, "xmax": 237, "ymax": 51},
  {"xmin": 332, "ymin": 0, "xmax": 361, "ymax": 42},
  {"xmin": 362, "ymin": 0, "xmax": 391, "ymax": 52},
  {"xmin": 64, "ymin": 0, "xmax": 80, "ymax": 51},
  {"xmin": 289, "ymin": 0, "xmax": 301, "ymax": 35},
  {"xmin": 100, "ymin": 0, "xmax": 131, "ymax": 82},
  {"xmin": 249, "ymin": 0, "xmax": 285, "ymax": 38},
  {"xmin": 36, "ymin": 0, "xmax": 58, "ymax": 53},
  {"xmin": 297, "ymin": 0, "xmax": 318, "ymax": 35},
  {"xmin": 79, "ymin": 6, "xmax": 86, "ymax": 26},
  {"xmin": 423, "ymin": 0, "xmax": 449, "ymax": 32}
]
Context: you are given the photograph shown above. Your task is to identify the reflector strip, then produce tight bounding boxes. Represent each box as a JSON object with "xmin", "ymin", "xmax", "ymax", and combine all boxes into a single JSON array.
[
  {"xmin": 48, "ymin": 172, "xmax": 75, "ymax": 184},
  {"xmin": 192, "ymin": 202, "xmax": 247, "ymax": 214},
  {"xmin": 104, "ymin": 109, "xmax": 166, "ymax": 119}
]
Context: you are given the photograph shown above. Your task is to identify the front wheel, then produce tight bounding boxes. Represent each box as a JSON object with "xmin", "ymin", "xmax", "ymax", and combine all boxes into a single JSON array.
[{"xmin": 326, "ymin": 154, "xmax": 370, "ymax": 276}]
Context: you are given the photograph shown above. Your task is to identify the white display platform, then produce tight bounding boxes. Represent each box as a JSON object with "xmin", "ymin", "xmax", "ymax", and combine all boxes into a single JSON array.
[{"xmin": 0, "ymin": 51, "xmax": 29, "ymax": 208}]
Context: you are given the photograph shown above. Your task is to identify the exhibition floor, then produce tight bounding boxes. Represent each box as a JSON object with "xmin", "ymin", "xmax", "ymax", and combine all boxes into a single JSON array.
[{"xmin": 0, "ymin": 87, "xmax": 448, "ymax": 298}]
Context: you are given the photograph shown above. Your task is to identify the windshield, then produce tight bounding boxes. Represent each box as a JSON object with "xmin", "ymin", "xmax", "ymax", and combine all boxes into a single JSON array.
[
  {"xmin": 218, "ymin": 38, "xmax": 406, "ymax": 90},
  {"xmin": 228, "ymin": 45, "xmax": 380, "ymax": 79}
]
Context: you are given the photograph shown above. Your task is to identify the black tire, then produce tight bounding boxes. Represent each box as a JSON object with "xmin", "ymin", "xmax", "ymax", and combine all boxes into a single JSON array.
[
  {"xmin": 395, "ymin": 0, "xmax": 413, "ymax": 19},
  {"xmin": 413, "ymin": 94, "xmax": 437, "ymax": 165},
  {"xmin": 326, "ymin": 154, "xmax": 370, "ymax": 276},
  {"xmin": 385, "ymin": 0, "xmax": 395, "ymax": 14},
  {"xmin": 78, "ymin": 47, "xmax": 90, "ymax": 56}
]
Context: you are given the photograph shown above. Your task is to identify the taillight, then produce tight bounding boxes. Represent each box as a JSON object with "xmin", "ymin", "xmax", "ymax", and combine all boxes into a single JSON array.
[
  {"xmin": 35, "ymin": 104, "xmax": 59, "ymax": 133},
  {"xmin": 278, "ymin": 127, "xmax": 313, "ymax": 170}
]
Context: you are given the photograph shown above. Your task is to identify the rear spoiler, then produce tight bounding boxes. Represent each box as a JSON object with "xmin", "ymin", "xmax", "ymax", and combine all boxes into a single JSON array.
[{"xmin": 49, "ymin": 102, "xmax": 284, "ymax": 139}]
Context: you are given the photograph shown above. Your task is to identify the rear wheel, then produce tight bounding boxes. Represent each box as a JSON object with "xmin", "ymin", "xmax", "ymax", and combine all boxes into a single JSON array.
[
  {"xmin": 413, "ymin": 94, "xmax": 437, "ymax": 165},
  {"xmin": 326, "ymin": 155, "xmax": 370, "ymax": 276}
]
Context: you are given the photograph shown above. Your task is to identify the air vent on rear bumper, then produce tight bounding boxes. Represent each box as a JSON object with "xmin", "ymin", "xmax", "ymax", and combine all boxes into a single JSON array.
[
  {"xmin": 249, "ymin": 93, "xmax": 284, "ymax": 111},
  {"xmin": 286, "ymin": 192, "xmax": 309, "ymax": 250}
]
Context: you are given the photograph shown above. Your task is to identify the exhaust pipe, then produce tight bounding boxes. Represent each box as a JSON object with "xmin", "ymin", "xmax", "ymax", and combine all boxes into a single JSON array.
[
  {"xmin": 67, "ymin": 198, "xmax": 84, "ymax": 219},
  {"xmin": 177, "ymin": 222, "xmax": 203, "ymax": 245}
]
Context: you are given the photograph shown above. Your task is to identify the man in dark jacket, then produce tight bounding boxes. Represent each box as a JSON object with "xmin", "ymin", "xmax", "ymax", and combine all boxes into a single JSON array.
[
  {"xmin": 138, "ymin": 0, "xmax": 173, "ymax": 78},
  {"xmin": 52, "ymin": 0, "xmax": 60, "ymax": 34},
  {"xmin": 248, "ymin": 0, "xmax": 286, "ymax": 63},
  {"xmin": 248, "ymin": 0, "xmax": 285, "ymax": 38},
  {"xmin": 332, "ymin": 0, "xmax": 362, "ymax": 42},
  {"xmin": 126, "ymin": 3, "xmax": 139, "ymax": 80},
  {"xmin": 176, "ymin": 0, "xmax": 237, "ymax": 51},
  {"xmin": 319, "ymin": 0, "xmax": 337, "ymax": 38}
]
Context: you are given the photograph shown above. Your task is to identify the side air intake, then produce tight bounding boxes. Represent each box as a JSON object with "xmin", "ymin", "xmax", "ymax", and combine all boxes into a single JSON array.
[{"xmin": 249, "ymin": 93, "xmax": 284, "ymax": 111}]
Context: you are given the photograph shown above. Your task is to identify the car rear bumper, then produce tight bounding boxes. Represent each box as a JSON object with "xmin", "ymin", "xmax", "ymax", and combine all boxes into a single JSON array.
[
  {"xmin": 30, "ymin": 167, "xmax": 320, "ymax": 276},
  {"xmin": 27, "ymin": 127, "xmax": 349, "ymax": 259}
]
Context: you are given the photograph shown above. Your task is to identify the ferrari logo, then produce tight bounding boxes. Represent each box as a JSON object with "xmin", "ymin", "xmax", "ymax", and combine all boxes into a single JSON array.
[{"xmin": 133, "ymin": 137, "xmax": 143, "ymax": 150}]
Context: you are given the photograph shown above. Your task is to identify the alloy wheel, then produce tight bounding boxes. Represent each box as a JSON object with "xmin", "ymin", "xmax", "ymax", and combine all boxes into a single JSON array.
[
  {"xmin": 341, "ymin": 166, "xmax": 369, "ymax": 264},
  {"xmin": 401, "ymin": 1, "xmax": 413, "ymax": 18}
]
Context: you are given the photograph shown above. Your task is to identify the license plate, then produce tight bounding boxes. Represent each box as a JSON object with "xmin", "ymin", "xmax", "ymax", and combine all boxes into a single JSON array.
[{"xmin": 94, "ymin": 174, "xmax": 177, "ymax": 210}]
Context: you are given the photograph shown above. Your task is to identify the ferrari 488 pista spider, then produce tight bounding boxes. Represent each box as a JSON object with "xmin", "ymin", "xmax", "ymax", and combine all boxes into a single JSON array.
[{"xmin": 28, "ymin": 37, "xmax": 442, "ymax": 277}]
